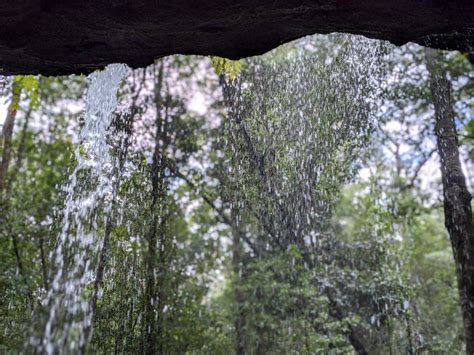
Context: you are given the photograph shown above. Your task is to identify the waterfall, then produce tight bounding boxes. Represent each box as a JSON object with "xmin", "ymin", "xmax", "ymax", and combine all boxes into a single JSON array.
[
  {"xmin": 33, "ymin": 64, "xmax": 129, "ymax": 354},
  {"xmin": 222, "ymin": 35, "xmax": 388, "ymax": 252}
]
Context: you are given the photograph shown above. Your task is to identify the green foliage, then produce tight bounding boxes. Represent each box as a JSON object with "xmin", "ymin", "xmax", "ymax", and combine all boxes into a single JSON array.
[
  {"xmin": 462, "ymin": 119, "xmax": 474, "ymax": 159},
  {"xmin": 0, "ymin": 36, "xmax": 471, "ymax": 355},
  {"xmin": 211, "ymin": 56, "xmax": 243, "ymax": 80},
  {"xmin": 0, "ymin": 132, "xmax": 74, "ymax": 351},
  {"xmin": 236, "ymin": 247, "xmax": 354, "ymax": 354},
  {"xmin": 13, "ymin": 75, "xmax": 40, "ymax": 109}
]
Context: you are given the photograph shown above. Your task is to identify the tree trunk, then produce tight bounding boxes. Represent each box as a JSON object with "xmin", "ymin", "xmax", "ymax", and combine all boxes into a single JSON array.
[
  {"xmin": 425, "ymin": 48, "xmax": 474, "ymax": 355},
  {"xmin": 144, "ymin": 205, "xmax": 159, "ymax": 355},
  {"xmin": 348, "ymin": 329, "xmax": 368, "ymax": 355},
  {"xmin": 0, "ymin": 81, "xmax": 21, "ymax": 193},
  {"xmin": 0, "ymin": 81, "xmax": 35, "ymax": 309},
  {"xmin": 232, "ymin": 207, "xmax": 246, "ymax": 355},
  {"xmin": 144, "ymin": 61, "xmax": 166, "ymax": 355}
]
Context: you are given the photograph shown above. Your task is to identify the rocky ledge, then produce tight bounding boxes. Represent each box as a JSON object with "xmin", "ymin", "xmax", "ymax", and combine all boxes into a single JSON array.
[{"xmin": 0, "ymin": 0, "xmax": 473, "ymax": 75}]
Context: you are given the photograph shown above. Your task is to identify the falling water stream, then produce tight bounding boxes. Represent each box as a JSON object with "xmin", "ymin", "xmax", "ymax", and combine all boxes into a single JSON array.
[
  {"xmin": 33, "ymin": 64, "xmax": 129, "ymax": 354},
  {"xmin": 223, "ymin": 35, "xmax": 388, "ymax": 251}
]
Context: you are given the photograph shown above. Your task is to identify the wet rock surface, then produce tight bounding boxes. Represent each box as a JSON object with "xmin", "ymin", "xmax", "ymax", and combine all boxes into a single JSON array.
[{"xmin": 0, "ymin": 0, "xmax": 473, "ymax": 75}]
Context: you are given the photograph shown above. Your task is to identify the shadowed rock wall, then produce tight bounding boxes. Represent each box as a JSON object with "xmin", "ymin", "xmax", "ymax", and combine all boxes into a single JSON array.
[{"xmin": 0, "ymin": 0, "xmax": 473, "ymax": 75}]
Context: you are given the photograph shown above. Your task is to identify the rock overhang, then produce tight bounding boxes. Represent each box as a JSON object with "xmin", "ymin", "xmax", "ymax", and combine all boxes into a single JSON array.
[{"xmin": 0, "ymin": 0, "xmax": 473, "ymax": 76}]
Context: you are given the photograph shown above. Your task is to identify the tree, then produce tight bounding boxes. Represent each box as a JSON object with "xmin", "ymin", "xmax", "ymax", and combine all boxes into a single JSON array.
[
  {"xmin": 426, "ymin": 48, "xmax": 474, "ymax": 354},
  {"xmin": 217, "ymin": 34, "xmax": 408, "ymax": 354},
  {"xmin": 0, "ymin": 75, "xmax": 79, "ymax": 352}
]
